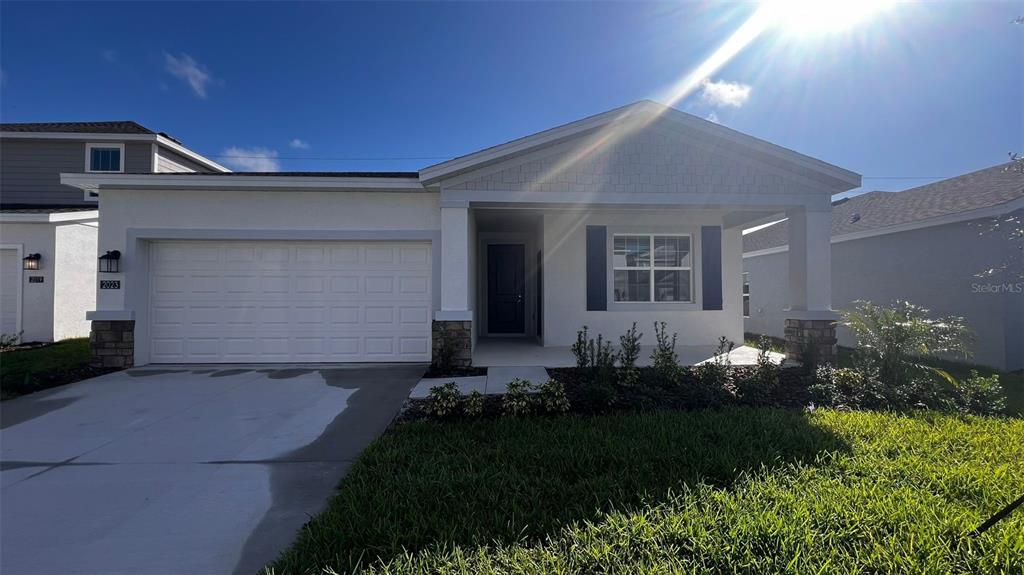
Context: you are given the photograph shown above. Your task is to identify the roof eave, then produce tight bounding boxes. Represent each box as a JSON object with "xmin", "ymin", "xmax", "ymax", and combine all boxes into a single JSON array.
[{"xmin": 59, "ymin": 172, "xmax": 429, "ymax": 193}]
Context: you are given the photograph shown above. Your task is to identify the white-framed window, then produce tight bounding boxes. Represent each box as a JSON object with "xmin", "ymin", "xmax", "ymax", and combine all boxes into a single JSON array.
[
  {"xmin": 742, "ymin": 272, "xmax": 750, "ymax": 317},
  {"xmin": 612, "ymin": 233, "xmax": 692, "ymax": 303},
  {"xmin": 85, "ymin": 143, "xmax": 125, "ymax": 173}
]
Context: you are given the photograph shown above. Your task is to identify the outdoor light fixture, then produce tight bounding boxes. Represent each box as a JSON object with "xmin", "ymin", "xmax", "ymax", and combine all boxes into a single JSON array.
[
  {"xmin": 22, "ymin": 253, "xmax": 41, "ymax": 270},
  {"xmin": 98, "ymin": 250, "xmax": 121, "ymax": 273}
]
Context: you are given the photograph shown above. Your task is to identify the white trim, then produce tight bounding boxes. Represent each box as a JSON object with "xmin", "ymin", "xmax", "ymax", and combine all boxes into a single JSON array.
[
  {"xmin": 0, "ymin": 210, "xmax": 99, "ymax": 223},
  {"xmin": 0, "ymin": 243, "xmax": 24, "ymax": 337},
  {"xmin": 85, "ymin": 142, "xmax": 125, "ymax": 173},
  {"xmin": 155, "ymin": 135, "xmax": 230, "ymax": 173},
  {"xmin": 434, "ymin": 310, "xmax": 473, "ymax": 321},
  {"xmin": 612, "ymin": 233, "xmax": 693, "ymax": 304},
  {"xmin": 86, "ymin": 310, "xmax": 135, "ymax": 321},
  {"xmin": 0, "ymin": 131, "xmax": 228, "ymax": 173},
  {"xmin": 60, "ymin": 172, "xmax": 428, "ymax": 193},
  {"xmin": 421, "ymin": 100, "xmax": 861, "ymax": 189},
  {"xmin": 743, "ymin": 196, "xmax": 1024, "ymax": 259},
  {"xmin": 151, "ymin": 142, "xmax": 159, "ymax": 172}
]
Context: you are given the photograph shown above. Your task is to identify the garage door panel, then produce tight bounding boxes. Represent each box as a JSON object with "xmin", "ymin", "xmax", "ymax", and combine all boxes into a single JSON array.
[{"xmin": 149, "ymin": 241, "xmax": 432, "ymax": 363}]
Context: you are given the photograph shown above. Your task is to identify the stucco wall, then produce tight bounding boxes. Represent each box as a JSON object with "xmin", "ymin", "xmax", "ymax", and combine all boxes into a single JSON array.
[
  {"xmin": 542, "ymin": 209, "xmax": 743, "ymax": 348},
  {"xmin": 94, "ymin": 188, "xmax": 441, "ymax": 313},
  {"xmin": 743, "ymin": 218, "xmax": 1022, "ymax": 370},
  {"xmin": 53, "ymin": 221, "xmax": 98, "ymax": 340},
  {"xmin": 0, "ymin": 222, "xmax": 56, "ymax": 341}
]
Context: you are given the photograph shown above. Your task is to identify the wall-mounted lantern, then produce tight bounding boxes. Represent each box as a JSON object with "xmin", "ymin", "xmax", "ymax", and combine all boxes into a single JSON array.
[
  {"xmin": 98, "ymin": 250, "xmax": 121, "ymax": 273},
  {"xmin": 22, "ymin": 253, "xmax": 41, "ymax": 270}
]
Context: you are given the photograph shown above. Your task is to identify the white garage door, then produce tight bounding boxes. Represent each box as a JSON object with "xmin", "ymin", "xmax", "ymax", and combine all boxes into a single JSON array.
[
  {"xmin": 148, "ymin": 240, "xmax": 432, "ymax": 363},
  {"xmin": 0, "ymin": 249, "xmax": 20, "ymax": 336}
]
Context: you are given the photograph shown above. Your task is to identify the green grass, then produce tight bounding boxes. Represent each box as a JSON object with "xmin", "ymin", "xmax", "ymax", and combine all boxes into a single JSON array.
[
  {"xmin": 267, "ymin": 408, "xmax": 1023, "ymax": 574},
  {"xmin": 0, "ymin": 338, "xmax": 91, "ymax": 399}
]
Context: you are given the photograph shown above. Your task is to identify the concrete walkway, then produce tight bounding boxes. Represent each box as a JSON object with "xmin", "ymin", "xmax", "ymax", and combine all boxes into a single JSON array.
[
  {"xmin": 409, "ymin": 365, "xmax": 551, "ymax": 398},
  {"xmin": 0, "ymin": 364, "xmax": 421, "ymax": 575}
]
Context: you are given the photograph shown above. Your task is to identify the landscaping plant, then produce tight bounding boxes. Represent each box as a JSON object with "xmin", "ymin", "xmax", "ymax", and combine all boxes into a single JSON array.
[
  {"xmin": 502, "ymin": 378, "xmax": 534, "ymax": 416},
  {"xmin": 424, "ymin": 382, "xmax": 462, "ymax": 419},
  {"xmin": 650, "ymin": 321, "xmax": 679, "ymax": 381},
  {"xmin": 537, "ymin": 378, "xmax": 570, "ymax": 413},
  {"xmin": 696, "ymin": 335, "xmax": 734, "ymax": 389},
  {"xmin": 841, "ymin": 300, "xmax": 974, "ymax": 388},
  {"xmin": 617, "ymin": 322, "xmax": 642, "ymax": 387},
  {"xmin": 736, "ymin": 335, "xmax": 781, "ymax": 405},
  {"xmin": 956, "ymin": 370, "xmax": 1006, "ymax": 416},
  {"xmin": 464, "ymin": 390, "xmax": 486, "ymax": 418}
]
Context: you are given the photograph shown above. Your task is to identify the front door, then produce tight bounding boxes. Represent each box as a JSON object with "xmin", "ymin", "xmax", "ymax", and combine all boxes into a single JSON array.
[{"xmin": 487, "ymin": 244, "xmax": 525, "ymax": 334}]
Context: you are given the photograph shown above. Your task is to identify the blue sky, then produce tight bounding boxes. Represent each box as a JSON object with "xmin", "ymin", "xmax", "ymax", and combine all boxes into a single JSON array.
[{"xmin": 1, "ymin": 1, "xmax": 1021, "ymax": 196}]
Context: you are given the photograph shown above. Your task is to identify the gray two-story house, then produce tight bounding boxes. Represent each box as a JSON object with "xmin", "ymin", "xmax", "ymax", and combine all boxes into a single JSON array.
[{"xmin": 0, "ymin": 121, "xmax": 227, "ymax": 342}]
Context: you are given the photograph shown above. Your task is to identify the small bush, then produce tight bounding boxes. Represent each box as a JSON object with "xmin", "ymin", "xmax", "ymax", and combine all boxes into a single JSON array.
[
  {"xmin": 464, "ymin": 390, "xmax": 486, "ymax": 417},
  {"xmin": 571, "ymin": 327, "xmax": 590, "ymax": 370},
  {"xmin": 503, "ymin": 378, "xmax": 535, "ymax": 416},
  {"xmin": 697, "ymin": 336, "xmax": 734, "ymax": 388},
  {"xmin": 651, "ymin": 322, "xmax": 679, "ymax": 381},
  {"xmin": 425, "ymin": 382, "xmax": 462, "ymax": 418},
  {"xmin": 736, "ymin": 336, "xmax": 781, "ymax": 404},
  {"xmin": 537, "ymin": 379, "xmax": 570, "ymax": 413},
  {"xmin": 617, "ymin": 323, "xmax": 643, "ymax": 387},
  {"xmin": 0, "ymin": 331, "xmax": 22, "ymax": 351},
  {"xmin": 956, "ymin": 371, "xmax": 1006, "ymax": 416}
]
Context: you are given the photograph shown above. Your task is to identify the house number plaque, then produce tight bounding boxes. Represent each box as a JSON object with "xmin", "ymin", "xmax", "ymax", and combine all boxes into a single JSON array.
[{"xmin": 100, "ymin": 280, "xmax": 121, "ymax": 290}]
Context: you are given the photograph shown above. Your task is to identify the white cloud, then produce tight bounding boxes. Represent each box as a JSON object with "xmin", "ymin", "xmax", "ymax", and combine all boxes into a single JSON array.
[
  {"xmin": 705, "ymin": 111, "xmax": 720, "ymax": 124},
  {"xmin": 700, "ymin": 79, "xmax": 751, "ymax": 108},
  {"xmin": 219, "ymin": 147, "xmax": 280, "ymax": 172},
  {"xmin": 289, "ymin": 138, "xmax": 310, "ymax": 150},
  {"xmin": 164, "ymin": 52, "xmax": 214, "ymax": 98}
]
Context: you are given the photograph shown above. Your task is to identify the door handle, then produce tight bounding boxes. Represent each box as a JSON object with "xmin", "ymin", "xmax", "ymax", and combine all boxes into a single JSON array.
[{"xmin": 515, "ymin": 294, "xmax": 523, "ymax": 303}]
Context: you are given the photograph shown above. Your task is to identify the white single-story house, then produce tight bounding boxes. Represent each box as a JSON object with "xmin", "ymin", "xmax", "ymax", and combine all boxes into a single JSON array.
[
  {"xmin": 743, "ymin": 163, "xmax": 1023, "ymax": 371},
  {"xmin": 0, "ymin": 121, "xmax": 227, "ymax": 343},
  {"xmin": 61, "ymin": 101, "xmax": 861, "ymax": 368}
]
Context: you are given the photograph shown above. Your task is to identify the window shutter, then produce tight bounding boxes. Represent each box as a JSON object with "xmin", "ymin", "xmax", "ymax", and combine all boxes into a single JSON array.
[
  {"xmin": 701, "ymin": 226, "xmax": 723, "ymax": 310},
  {"xmin": 586, "ymin": 225, "xmax": 607, "ymax": 311}
]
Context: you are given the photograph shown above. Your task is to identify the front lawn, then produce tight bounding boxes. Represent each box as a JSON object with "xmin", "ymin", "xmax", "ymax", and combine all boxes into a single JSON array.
[
  {"xmin": 0, "ymin": 338, "xmax": 111, "ymax": 400},
  {"xmin": 267, "ymin": 408, "xmax": 1023, "ymax": 574}
]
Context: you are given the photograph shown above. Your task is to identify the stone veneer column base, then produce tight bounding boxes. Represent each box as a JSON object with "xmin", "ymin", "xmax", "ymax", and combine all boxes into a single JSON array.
[
  {"xmin": 90, "ymin": 320, "xmax": 135, "ymax": 369},
  {"xmin": 432, "ymin": 320, "xmax": 473, "ymax": 368},
  {"xmin": 784, "ymin": 318, "xmax": 837, "ymax": 366}
]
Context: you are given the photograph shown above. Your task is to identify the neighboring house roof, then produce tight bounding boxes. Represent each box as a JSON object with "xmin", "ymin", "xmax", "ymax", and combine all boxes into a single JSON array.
[
  {"xmin": 0, "ymin": 121, "xmax": 154, "ymax": 134},
  {"xmin": 743, "ymin": 162, "xmax": 1024, "ymax": 253}
]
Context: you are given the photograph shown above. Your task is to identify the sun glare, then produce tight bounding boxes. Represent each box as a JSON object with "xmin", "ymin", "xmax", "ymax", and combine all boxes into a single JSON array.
[{"xmin": 764, "ymin": 0, "xmax": 894, "ymax": 36}]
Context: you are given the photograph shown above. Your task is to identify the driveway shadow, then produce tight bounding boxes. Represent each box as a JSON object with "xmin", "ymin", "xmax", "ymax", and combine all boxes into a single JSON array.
[
  {"xmin": 1, "ymin": 390, "xmax": 79, "ymax": 430},
  {"xmin": 268, "ymin": 407, "xmax": 850, "ymax": 574},
  {"xmin": 231, "ymin": 365, "xmax": 422, "ymax": 575}
]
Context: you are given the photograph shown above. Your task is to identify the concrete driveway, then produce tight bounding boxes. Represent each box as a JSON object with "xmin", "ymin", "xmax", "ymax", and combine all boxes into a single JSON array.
[{"xmin": 0, "ymin": 364, "xmax": 422, "ymax": 575}]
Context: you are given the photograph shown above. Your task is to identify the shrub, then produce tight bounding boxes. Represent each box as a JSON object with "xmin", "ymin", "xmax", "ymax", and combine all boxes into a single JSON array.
[
  {"xmin": 810, "ymin": 364, "xmax": 897, "ymax": 411},
  {"xmin": 651, "ymin": 322, "xmax": 679, "ymax": 380},
  {"xmin": 956, "ymin": 371, "xmax": 1006, "ymax": 416},
  {"xmin": 464, "ymin": 390, "xmax": 486, "ymax": 417},
  {"xmin": 841, "ymin": 300, "xmax": 974, "ymax": 388},
  {"xmin": 697, "ymin": 336, "xmax": 734, "ymax": 389},
  {"xmin": 571, "ymin": 326, "xmax": 590, "ymax": 370},
  {"xmin": 736, "ymin": 336, "xmax": 781, "ymax": 404},
  {"xmin": 0, "ymin": 331, "xmax": 22, "ymax": 351},
  {"xmin": 503, "ymin": 378, "xmax": 535, "ymax": 416},
  {"xmin": 537, "ymin": 379, "xmax": 570, "ymax": 413},
  {"xmin": 425, "ymin": 382, "xmax": 462, "ymax": 418},
  {"xmin": 617, "ymin": 323, "xmax": 643, "ymax": 387}
]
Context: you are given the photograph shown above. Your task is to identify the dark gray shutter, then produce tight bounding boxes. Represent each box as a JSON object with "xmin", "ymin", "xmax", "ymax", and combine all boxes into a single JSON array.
[
  {"xmin": 701, "ymin": 226, "xmax": 723, "ymax": 311},
  {"xmin": 586, "ymin": 225, "xmax": 607, "ymax": 311}
]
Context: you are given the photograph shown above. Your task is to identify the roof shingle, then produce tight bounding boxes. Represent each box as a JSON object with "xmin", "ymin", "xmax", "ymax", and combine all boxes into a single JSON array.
[
  {"xmin": 0, "ymin": 121, "xmax": 154, "ymax": 135},
  {"xmin": 743, "ymin": 163, "xmax": 1024, "ymax": 253}
]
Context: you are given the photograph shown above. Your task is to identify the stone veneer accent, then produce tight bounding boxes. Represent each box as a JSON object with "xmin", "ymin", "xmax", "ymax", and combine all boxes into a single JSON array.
[
  {"xmin": 431, "ymin": 320, "xmax": 473, "ymax": 368},
  {"xmin": 90, "ymin": 320, "xmax": 135, "ymax": 369},
  {"xmin": 784, "ymin": 318, "xmax": 837, "ymax": 366}
]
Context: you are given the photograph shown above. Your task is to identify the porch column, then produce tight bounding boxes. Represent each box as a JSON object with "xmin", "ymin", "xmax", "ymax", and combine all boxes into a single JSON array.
[
  {"xmin": 434, "ymin": 205, "xmax": 473, "ymax": 367},
  {"xmin": 784, "ymin": 206, "xmax": 837, "ymax": 365}
]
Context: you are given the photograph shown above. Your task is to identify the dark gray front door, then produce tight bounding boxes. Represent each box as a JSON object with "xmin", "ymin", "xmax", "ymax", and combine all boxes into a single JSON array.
[{"xmin": 487, "ymin": 244, "xmax": 525, "ymax": 334}]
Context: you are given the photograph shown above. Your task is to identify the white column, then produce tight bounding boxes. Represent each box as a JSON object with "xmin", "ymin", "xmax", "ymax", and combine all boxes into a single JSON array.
[
  {"xmin": 786, "ymin": 206, "xmax": 833, "ymax": 313},
  {"xmin": 439, "ymin": 205, "xmax": 471, "ymax": 317}
]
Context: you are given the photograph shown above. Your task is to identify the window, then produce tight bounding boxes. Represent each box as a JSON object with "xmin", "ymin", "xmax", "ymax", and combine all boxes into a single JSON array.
[
  {"xmin": 86, "ymin": 143, "xmax": 124, "ymax": 173},
  {"xmin": 613, "ymin": 234, "xmax": 692, "ymax": 303},
  {"xmin": 742, "ymin": 272, "xmax": 750, "ymax": 317}
]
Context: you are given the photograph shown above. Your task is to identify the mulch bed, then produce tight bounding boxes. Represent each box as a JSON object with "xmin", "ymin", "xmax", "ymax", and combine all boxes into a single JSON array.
[
  {"xmin": 421, "ymin": 365, "xmax": 488, "ymax": 378},
  {"xmin": 398, "ymin": 365, "xmax": 814, "ymax": 424}
]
